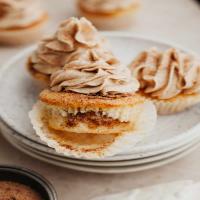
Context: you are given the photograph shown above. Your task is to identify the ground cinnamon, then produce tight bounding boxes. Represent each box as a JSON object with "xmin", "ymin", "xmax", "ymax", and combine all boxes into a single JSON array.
[{"xmin": 0, "ymin": 181, "xmax": 42, "ymax": 200}]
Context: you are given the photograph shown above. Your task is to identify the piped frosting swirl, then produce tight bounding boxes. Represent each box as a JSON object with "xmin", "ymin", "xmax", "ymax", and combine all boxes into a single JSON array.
[
  {"xmin": 50, "ymin": 58, "xmax": 139, "ymax": 96},
  {"xmin": 131, "ymin": 48, "xmax": 200, "ymax": 100},
  {"xmin": 29, "ymin": 17, "xmax": 105, "ymax": 75},
  {"xmin": 0, "ymin": 0, "xmax": 44, "ymax": 29}
]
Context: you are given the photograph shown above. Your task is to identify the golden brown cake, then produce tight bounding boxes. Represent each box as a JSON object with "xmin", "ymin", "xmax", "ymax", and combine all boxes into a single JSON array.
[
  {"xmin": 0, "ymin": 0, "xmax": 48, "ymax": 45},
  {"xmin": 77, "ymin": 0, "xmax": 140, "ymax": 30},
  {"xmin": 130, "ymin": 48, "xmax": 200, "ymax": 115},
  {"xmin": 37, "ymin": 90, "xmax": 147, "ymax": 135}
]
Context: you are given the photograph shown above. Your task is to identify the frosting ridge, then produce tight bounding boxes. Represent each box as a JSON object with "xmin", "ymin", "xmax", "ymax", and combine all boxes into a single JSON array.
[{"xmin": 50, "ymin": 59, "xmax": 139, "ymax": 95}]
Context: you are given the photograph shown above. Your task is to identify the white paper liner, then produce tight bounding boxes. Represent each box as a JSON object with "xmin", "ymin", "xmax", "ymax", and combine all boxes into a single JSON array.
[{"xmin": 153, "ymin": 94, "xmax": 200, "ymax": 115}]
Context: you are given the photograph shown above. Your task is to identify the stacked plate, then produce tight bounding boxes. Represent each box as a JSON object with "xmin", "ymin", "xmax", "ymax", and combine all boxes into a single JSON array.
[{"xmin": 1, "ymin": 33, "xmax": 200, "ymax": 174}]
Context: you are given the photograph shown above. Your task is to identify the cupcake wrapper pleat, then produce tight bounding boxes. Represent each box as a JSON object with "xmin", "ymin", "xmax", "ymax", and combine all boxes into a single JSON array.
[{"xmin": 152, "ymin": 94, "xmax": 200, "ymax": 115}]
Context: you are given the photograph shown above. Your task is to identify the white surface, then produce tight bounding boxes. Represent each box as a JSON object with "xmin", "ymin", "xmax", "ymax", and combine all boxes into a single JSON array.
[
  {"xmin": 91, "ymin": 181, "xmax": 200, "ymax": 200},
  {"xmin": 1, "ymin": 34, "xmax": 200, "ymax": 160},
  {"xmin": 0, "ymin": 0, "xmax": 200, "ymax": 199}
]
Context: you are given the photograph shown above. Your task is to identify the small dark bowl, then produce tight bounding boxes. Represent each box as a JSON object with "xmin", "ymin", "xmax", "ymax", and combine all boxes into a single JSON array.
[{"xmin": 0, "ymin": 165, "xmax": 57, "ymax": 200}]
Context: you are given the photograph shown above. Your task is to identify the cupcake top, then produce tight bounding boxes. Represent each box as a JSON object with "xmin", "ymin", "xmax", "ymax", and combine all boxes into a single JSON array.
[
  {"xmin": 0, "ymin": 0, "xmax": 44, "ymax": 29},
  {"xmin": 79, "ymin": 0, "xmax": 139, "ymax": 14},
  {"xmin": 50, "ymin": 56, "xmax": 139, "ymax": 96},
  {"xmin": 131, "ymin": 48, "xmax": 200, "ymax": 100},
  {"xmin": 29, "ymin": 17, "xmax": 105, "ymax": 75}
]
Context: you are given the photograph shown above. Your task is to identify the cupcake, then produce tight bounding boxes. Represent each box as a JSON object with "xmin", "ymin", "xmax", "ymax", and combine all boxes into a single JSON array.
[
  {"xmin": 130, "ymin": 48, "xmax": 200, "ymax": 115},
  {"xmin": 77, "ymin": 0, "xmax": 140, "ymax": 30},
  {"xmin": 0, "ymin": 0, "xmax": 48, "ymax": 45},
  {"xmin": 29, "ymin": 58, "xmax": 156, "ymax": 158},
  {"xmin": 27, "ymin": 17, "xmax": 109, "ymax": 83}
]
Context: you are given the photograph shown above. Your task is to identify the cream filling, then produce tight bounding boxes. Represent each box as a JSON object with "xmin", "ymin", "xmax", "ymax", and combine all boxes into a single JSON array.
[{"xmin": 45, "ymin": 104, "xmax": 139, "ymax": 123}]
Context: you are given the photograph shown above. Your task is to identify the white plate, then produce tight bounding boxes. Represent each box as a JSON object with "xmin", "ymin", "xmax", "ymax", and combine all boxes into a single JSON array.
[
  {"xmin": 2, "ymin": 108, "xmax": 199, "ymax": 167},
  {"xmin": 3, "ymin": 132, "xmax": 200, "ymax": 174},
  {"xmin": 1, "ymin": 33, "xmax": 200, "ymax": 161}
]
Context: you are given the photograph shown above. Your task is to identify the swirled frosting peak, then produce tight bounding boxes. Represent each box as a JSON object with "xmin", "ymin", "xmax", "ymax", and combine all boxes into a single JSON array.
[
  {"xmin": 50, "ymin": 58, "xmax": 139, "ymax": 96},
  {"xmin": 0, "ymin": 0, "xmax": 44, "ymax": 29},
  {"xmin": 29, "ymin": 17, "xmax": 103, "ymax": 75},
  {"xmin": 55, "ymin": 17, "xmax": 101, "ymax": 50},
  {"xmin": 79, "ymin": 0, "xmax": 139, "ymax": 13},
  {"xmin": 131, "ymin": 48, "xmax": 200, "ymax": 100}
]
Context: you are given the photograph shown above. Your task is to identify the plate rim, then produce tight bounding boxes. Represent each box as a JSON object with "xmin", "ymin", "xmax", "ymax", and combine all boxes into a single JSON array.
[
  {"xmin": 16, "ymin": 138, "xmax": 200, "ymax": 166},
  {"xmin": 4, "ymin": 132, "xmax": 200, "ymax": 174},
  {"xmin": 2, "ymin": 122, "xmax": 200, "ymax": 161}
]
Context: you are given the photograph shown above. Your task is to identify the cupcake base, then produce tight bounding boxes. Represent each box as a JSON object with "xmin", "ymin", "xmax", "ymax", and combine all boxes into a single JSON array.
[
  {"xmin": 0, "ymin": 13, "xmax": 48, "ymax": 45},
  {"xmin": 151, "ymin": 93, "xmax": 200, "ymax": 115},
  {"xmin": 77, "ymin": 4, "xmax": 139, "ymax": 30},
  {"xmin": 27, "ymin": 58, "xmax": 50, "ymax": 84}
]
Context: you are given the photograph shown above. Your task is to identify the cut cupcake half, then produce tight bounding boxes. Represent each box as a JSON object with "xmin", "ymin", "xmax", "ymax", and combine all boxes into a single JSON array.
[
  {"xmin": 29, "ymin": 95, "xmax": 156, "ymax": 158},
  {"xmin": 29, "ymin": 64, "xmax": 157, "ymax": 158}
]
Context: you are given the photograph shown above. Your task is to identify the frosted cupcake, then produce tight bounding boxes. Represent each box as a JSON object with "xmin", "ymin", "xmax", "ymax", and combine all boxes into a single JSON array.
[
  {"xmin": 77, "ymin": 0, "xmax": 140, "ymax": 30},
  {"xmin": 130, "ymin": 48, "xmax": 200, "ymax": 115},
  {"xmin": 27, "ymin": 17, "xmax": 108, "ymax": 83},
  {"xmin": 29, "ymin": 57, "xmax": 156, "ymax": 158},
  {"xmin": 0, "ymin": 0, "xmax": 48, "ymax": 45}
]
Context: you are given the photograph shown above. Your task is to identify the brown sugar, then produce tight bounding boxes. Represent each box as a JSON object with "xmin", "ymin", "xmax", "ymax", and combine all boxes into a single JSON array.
[{"xmin": 0, "ymin": 181, "xmax": 42, "ymax": 200}]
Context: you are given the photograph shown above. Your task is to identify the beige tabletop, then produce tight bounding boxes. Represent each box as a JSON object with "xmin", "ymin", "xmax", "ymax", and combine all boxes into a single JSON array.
[{"xmin": 0, "ymin": 0, "xmax": 200, "ymax": 199}]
